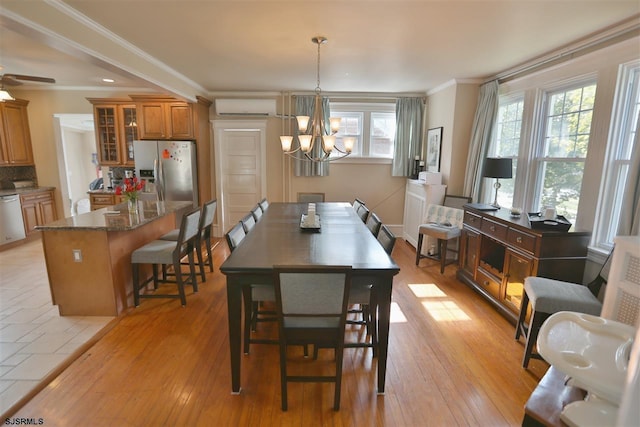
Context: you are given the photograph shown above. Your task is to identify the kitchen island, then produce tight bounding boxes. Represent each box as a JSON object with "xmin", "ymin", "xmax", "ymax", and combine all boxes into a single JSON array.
[{"xmin": 37, "ymin": 200, "xmax": 192, "ymax": 316}]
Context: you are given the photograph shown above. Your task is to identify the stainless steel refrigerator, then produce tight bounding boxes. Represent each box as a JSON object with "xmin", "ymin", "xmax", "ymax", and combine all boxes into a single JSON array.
[{"xmin": 133, "ymin": 140, "xmax": 198, "ymax": 207}]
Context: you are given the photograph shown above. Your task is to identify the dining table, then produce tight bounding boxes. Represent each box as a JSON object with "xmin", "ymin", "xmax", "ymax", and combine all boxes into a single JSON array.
[{"xmin": 220, "ymin": 202, "xmax": 400, "ymax": 394}]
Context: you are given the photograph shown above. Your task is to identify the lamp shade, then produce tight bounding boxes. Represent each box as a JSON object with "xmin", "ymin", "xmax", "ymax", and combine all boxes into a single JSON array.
[{"xmin": 483, "ymin": 157, "xmax": 513, "ymax": 179}]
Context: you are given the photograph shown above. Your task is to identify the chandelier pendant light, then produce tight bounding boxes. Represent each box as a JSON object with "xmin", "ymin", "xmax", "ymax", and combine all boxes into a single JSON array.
[{"xmin": 280, "ymin": 36, "xmax": 354, "ymax": 162}]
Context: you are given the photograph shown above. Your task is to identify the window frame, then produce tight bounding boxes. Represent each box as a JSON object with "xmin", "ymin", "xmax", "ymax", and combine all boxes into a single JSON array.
[
  {"xmin": 593, "ymin": 60, "xmax": 640, "ymax": 251},
  {"xmin": 329, "ymin": 101, "xmax": 396, "ymax": 163},
  {"xmin": 528, "ymin": 76, "xmax": 598, "ymax": 223}
]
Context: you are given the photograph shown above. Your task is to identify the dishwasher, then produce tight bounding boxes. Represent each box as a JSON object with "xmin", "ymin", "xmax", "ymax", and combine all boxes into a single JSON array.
[{"xmin": 0, "ymin": 194, "xmax": 26, "ymax": 245}]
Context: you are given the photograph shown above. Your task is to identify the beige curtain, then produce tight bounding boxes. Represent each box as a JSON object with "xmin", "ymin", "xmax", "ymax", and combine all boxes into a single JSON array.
[{"xmin": 462, "ymin": 80, "xmax": 499, "ymax": 201}]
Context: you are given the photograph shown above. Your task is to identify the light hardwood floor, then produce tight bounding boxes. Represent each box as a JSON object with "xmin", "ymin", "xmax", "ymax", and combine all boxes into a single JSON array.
[{"xmin": 9, "ymin": 236, "xmax": 549, "ymax": 426}]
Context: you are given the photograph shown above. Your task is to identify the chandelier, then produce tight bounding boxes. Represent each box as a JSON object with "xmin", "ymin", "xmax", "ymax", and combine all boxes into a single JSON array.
[{"xmin": 280, "ymin": 37, "xmax": 354, "ymax": 162}]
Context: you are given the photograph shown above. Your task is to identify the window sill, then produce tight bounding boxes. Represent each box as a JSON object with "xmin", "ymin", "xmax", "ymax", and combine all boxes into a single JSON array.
[{"xmin": 330, "ymin": 157, "xmax": 392, "ymax": 165}]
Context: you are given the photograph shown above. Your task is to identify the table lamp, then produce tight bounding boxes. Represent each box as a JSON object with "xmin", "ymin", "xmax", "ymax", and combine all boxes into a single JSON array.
[{"xmin": 483, "ymin": 157, "xmax": 512, "ymax": 208}]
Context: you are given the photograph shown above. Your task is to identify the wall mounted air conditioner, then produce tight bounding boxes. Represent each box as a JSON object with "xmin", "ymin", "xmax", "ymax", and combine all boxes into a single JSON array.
[{"xmin": 215, "ymin": 98, "xmax": 277, "ymax": 116}]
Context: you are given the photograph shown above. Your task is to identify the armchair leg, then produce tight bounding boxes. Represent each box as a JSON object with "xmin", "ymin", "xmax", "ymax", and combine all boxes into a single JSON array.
[
  {"xmin": 415, "ymin": 233, "xmax": 424, "ymax": 265},
  {"xmin": 439, "ymin": 239, "xmax": 448, "ymax": 274}
]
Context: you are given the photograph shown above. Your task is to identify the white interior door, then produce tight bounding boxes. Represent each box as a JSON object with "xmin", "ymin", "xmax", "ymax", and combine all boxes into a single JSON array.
[{"xmin": 213, "ymin": 120, "xmax": 266, "ymax": 236}]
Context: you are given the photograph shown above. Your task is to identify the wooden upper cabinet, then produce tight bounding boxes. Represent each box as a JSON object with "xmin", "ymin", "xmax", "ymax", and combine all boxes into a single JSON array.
[
  {"xmin": 131, "ymin": 95, "xmax": 194, "ymax": 140},
  {"xmin": 0, "ymin": 99, "xmax": 34, "ymax": 166},
  {"xmin": 87, "ymin": 99, "xmax": 137, "ymax": 166}
]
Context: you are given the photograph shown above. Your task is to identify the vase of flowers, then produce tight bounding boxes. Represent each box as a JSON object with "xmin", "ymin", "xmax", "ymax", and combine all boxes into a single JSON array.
[{"xmin": 115, "ymin": 177, "xmax": 144, "ymax": 215}]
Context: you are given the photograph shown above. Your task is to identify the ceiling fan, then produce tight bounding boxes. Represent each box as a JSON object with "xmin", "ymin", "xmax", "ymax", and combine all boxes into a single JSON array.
[{"xmin": 0, "ymin": 74, "xmax": 56, "ymax": 86}]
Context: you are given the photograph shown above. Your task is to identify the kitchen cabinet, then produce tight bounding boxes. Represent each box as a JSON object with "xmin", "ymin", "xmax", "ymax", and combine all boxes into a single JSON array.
[
  {"xmin": 0, "ymin": 99, "xmax": 34, "ymax": 166},
  {"xmin": 457, "ymin": 206, "xmax": 590, "ymax": 324},
  {"xmin": 130, "ymin": 95, "xmax": 194, "ymax": 140},
  {"xmin": 87, "ymin": 99, "xmax": 138, "ymax": 166},
  {"xmin": 20, "ymin": 189, "xmax": 57, "ymax": 235},
  {"xmin": 89, "ymin": 192, "xmax": 126, "ymax": 211},
  {"xmin": 402, "ymin": 178, "xmax": 446, "ymax": 254}
]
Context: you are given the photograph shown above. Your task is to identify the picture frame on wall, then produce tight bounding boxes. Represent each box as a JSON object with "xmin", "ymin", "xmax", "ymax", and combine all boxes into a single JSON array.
[{"xmin": 426, "ymin": 127, "xmax": 443, "ymax": 172}]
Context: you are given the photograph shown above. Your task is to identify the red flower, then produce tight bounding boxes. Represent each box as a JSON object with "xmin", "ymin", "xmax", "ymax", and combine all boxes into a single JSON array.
[{"xmin": 115, "ymin": 177, "xmax": 144, "ymax": 200}]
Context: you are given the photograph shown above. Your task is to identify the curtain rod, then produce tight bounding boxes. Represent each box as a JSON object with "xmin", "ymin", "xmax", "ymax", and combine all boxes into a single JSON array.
[
  {"xmin": 493, "ymin": 15, "xmax": 640, "ymax": 84},
  {"xmin": 289, "ymin": 91, "xmax": 426, "ymax": 100}
]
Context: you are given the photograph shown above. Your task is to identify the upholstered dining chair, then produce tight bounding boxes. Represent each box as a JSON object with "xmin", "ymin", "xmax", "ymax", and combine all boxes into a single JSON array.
[
  {"xmin": 225, "ymin": 221, "xmax": 276, "ymax": 354},
  {"xmin": 251, "ymin": 204, "xmax": 263, "ymax": 222},
  {"xmin": 273, "ymin": 265, "xmax": 352, "ymax": 411},
  {"xmin": 346, "ymin": 224, "xmax": 397, "ymax": 356},
  {"xmin": 352, "ymin": 198, "xmax": 365, "ymax": 213},
  {"xmin": 356, "ymin": 204, "xmax": 370, "ymax": 223},
  {"xmin": 258, "ymin": 198, "xmax": 269, "ymax": 212},
  {"xmin": 160, "ymin": 199, "xmax": 217, "ymax": 281},
  {"xmin": 297, "ymin": 192, "xmax": 325, "ymax": 203},
  {"xmin": 515, "ymin": 250, "xmax": 613, "ymax": 368},
  {"xmin": 365, "ymin": 212, "xmax": 382, "ymax": 237},
  {"xmin": 131, "ymin": 207, "xmax": 201, "ymax": 307},
  {"xmin": 240, "ymin": 212, "xmax": 257, "ymax": 234}
]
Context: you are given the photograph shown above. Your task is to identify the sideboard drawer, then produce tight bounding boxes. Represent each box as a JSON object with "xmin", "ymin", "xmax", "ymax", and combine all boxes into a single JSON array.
[
  {"xmin": 464, "ymin": 211, "xmax": 482, "ymax": 229},
  {"xmin": 507, "ymin": 228, "xmax": 537, "ymax": 254},
  {"xmin": 481, "ymin": 217, "xmax": 508, "ymax": 241}
]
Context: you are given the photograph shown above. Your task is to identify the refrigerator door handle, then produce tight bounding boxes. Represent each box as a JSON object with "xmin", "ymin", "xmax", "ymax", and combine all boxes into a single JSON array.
[{"xmin": 154, "ymin": 158, "xmax": 165, "ymax": 201}]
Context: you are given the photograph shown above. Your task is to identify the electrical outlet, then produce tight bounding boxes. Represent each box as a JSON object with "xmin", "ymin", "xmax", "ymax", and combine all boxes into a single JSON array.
[{"xmin": 72, "ymin": 249, "xmax": 82, "ymax": 262}]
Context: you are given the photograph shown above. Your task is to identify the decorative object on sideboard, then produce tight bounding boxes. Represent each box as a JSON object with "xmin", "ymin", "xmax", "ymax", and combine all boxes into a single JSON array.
[
  {"xmin": 280, "ymin": 37, "xmax": 353, "ymax": 162},
  {"xmin": 482, "ymin": 157, "xmax": 513, "ymax": 208}
]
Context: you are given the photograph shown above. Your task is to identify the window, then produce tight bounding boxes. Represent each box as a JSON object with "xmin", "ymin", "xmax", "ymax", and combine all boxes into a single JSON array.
[
  {"xmin": 330, "ymin": 102, "xmax": 396, "ymax": 159},
  {"xmin": 595, "ymin": 61, "xmax": 640, "ymax": 250},
  {"xmin": 485, "ymin": 95, "xmax": 524, "ymax": 208},
  {"xmin": 533, "ymin": 81, "xmax": 597, "ymax": 223}
]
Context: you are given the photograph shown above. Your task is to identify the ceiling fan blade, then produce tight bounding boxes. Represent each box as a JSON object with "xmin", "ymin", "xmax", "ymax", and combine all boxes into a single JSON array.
[{"xmin": 3, "ymin": 74, "xmax": 56, "ymax": 84}]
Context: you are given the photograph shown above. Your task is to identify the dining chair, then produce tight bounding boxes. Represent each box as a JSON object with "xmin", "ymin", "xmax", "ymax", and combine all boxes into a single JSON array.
[
  {"xmin": 346, "ymin": 225, "xmax": 397, "ymax": 356},
  {"xmin": 240, "ymin": 212, "xmax": 257, "ymax": 234},
  {"xmin": 258, "ymin": 198, "xmax": 269, "ymax": 212},
  {"xmin": 297, "ymin": 192, "xmax": 325, "ymax": 203},
  {"xmin": 352, "ymin": 198, "xmax": 365, "ymax": 213},
  {"xmin": 225, "ymin": 221, "xmax": 276, "ymax": 354},
  {"xmin": 131, "ymin": 207, "xmax": 201, "ymax": 306},
  {"xmin": 365, "ymin": 212, "xmax": 382, "ymax": 237},
  {"xmin": 515, "ymin": 250, "xmax": 612, "ymax": 368},
  {"xmin": 273, "ymin": 265, "xmax": 352, "ymax": 411},
  {"xmin": 356, "ymin": 203, "xmax": 370, "ymax": 223},
  {"xmin": 251, "ymin": 204, "xmax": 263, "ymax": 222},
  {"xmin": 160, "ymin": 199, "xmax": 217, "ymax": 281}
]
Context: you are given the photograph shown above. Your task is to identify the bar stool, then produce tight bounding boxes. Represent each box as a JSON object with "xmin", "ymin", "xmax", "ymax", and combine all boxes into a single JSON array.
[
  {"xmin": 159, "ymin": 199, "xmax": 217, "ymax": 281},
  {"xmin": 131, "ymin": 207, "xmax": 201, "ymax": 307}
]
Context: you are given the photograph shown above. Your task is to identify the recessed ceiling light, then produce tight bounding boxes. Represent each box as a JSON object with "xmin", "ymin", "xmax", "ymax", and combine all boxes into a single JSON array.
[{"xmin": 102, "ymin": 78, "xmax": 115, "ymax": 83}]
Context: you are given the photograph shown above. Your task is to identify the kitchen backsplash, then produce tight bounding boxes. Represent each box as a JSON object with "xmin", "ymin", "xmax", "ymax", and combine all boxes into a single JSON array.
[{"xmin": 0, "ymin": 166, "xmax": 37, "ymax": 188}]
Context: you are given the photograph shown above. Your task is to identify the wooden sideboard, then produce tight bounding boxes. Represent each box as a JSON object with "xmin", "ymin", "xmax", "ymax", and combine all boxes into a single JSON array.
[{"xmin": 457, "ymin": 206, "xmax": 590, "ymax": 323}]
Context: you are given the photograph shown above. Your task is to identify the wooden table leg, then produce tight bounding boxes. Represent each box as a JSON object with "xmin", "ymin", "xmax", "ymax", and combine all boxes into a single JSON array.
[
  {"xmin": 226, "ymin": 277, "xmax": 242, "ymax": 394},
  {"xmin": 375, "ymin": 276, "xmax": 393, "ymax": 394}
]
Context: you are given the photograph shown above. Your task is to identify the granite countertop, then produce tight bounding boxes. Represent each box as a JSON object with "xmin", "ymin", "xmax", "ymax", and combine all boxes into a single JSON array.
[
  {"xmin": 0, "ymin": 186, "xmax": 56, "ymax": 197},
  {"xmin": 36, "ymin": 200, "xmax": 192, "ymax": 232}
]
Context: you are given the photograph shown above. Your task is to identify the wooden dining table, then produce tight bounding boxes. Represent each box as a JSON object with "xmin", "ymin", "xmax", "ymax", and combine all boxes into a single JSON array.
[{"xmin": 220, "ymin": 202, "xmax": 400, "ymax": 394}]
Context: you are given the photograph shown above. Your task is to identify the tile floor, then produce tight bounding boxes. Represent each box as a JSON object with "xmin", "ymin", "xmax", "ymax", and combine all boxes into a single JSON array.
[{"xmin": 0, "ymin": 239, "xmax": 114, "ymax": 416}]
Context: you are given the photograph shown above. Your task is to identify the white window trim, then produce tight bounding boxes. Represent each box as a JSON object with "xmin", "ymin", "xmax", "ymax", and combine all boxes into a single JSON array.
[
  {"xmin": 593, "ymin": 59, "xmax": 640, "ymax": 252},
  {"xmin": 330, "ymin": 101, "xmax": 396, "ymax": 163},
  {"xmin": 526, "ymin": 74, "xmax": 598, "ymax": 217}
]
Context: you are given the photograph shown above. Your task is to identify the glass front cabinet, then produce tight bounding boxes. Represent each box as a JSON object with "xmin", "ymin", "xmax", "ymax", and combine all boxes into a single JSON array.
[{"xmin": 89, "ymin": 99, "xmax": 137, "ymax": 166}]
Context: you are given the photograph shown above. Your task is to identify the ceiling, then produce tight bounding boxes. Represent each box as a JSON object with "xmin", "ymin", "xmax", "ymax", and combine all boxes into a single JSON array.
[{"xmin": 0, "ymin": 1, "xmax": 639, "ymax": 101}]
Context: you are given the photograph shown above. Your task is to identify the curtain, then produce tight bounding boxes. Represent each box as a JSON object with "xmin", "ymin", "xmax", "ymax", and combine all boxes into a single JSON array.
[
  {"xmin": 462, "ymin": 80, "xmax": 500, "ymax": 201},
  {"xmin": 294, "ymin": 95, "xmax": 330, "ymax": 177},
  {"xmin": 617, "ymin": 110, "xmax": 640, "ymax": 236},
  {"xmin": 392, "ymin": 97, "xmax": 424, "ymax": 177}
]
